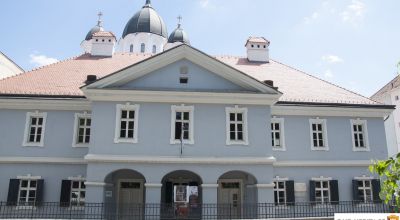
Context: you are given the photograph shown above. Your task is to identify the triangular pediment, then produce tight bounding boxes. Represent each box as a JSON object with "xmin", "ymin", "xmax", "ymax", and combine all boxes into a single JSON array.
[{"xmin": 82, "ymin": 44, "xmax": 281, "ymax": 95}]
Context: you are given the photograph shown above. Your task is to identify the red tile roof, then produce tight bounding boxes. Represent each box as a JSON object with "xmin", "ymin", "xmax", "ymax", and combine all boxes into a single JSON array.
[
  {"xmin": 92, "ymin": 31, "xmax": 116, "ymax": 38},
  {"xmin": 245, "ymin": 37, "xmax": 269, "ymax": 46},
  {"xmin": 0, "ymin": 52, "xmax": 378, "ymax": 105}
]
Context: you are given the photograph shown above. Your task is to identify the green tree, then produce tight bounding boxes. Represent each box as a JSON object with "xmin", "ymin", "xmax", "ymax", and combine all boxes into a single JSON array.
[{"xmin": 370, "ymin": 153, "xmax": 400, "ymax": 209}]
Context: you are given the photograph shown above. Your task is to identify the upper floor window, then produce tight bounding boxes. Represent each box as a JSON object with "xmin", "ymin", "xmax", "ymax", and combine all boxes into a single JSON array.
[
  {"xmin": 114, "ymin": 103, "xmax": 139, "ymax": 143},
  {"xmin": 23, "ymin": 111, "xmax": 47, "ymax": 147},
  {"xmin": 73, "ymin": 112, "xmax": 91, "ymax": 147},
  {"xmin": 152, "ymin": 45, "xmax": 157, "ymax": 54},
  {"xmin": 130, "ymin": 44, "xmax": 134, "ymax": 53},
  {"xmin": 140, "ymin": 43, "xmax": 145, "ymax": 53},
  {"xmin": 170, "ymin": 105, "xmax": 194, "ymax": 145},
  {"xmin": 271, "ymin": 117, "xmax": 285, "ymax": 151},
  {"xmin": 226, "ymin": 106, "xmax": 248, "ymax": 145},
  {"xmin": 309, "ymin": 118, "xmax": 328, "ymax": 151},
  {"xmin": 350, "ymin": 119, "xmax": 369, "ymax": 151}
]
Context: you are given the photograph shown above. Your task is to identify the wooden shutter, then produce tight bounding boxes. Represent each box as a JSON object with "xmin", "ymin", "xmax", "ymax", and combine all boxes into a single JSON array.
[
  {"xmin": 7, "ymin": 179, "xmax": 20, "ymax": 206},
  {"xmin": 165, "ymin": 182, "xmax": 173, "ymax": 204},
  {"xmin": 352, "ymin": 180, "xmax": 361, "ymax": 203},
  {"xmin": 35, "ymin": 179, "xmax": 44, "ymax": 206},
  {"xmin": 371, "ymin": 179, "xmax": 381, "ymax": 203},
  {"xmin": 285, "ymin": 180, "xmax": 295, "ymax": 205},
  {"xmin": 60, "ymin": 180, "xmax": 71, "ymax": 207},
  {"xmin": 309, "ymin": 180, "xmax": 316, "ymax": 203},
  {"xmin": 329, "ymin": 180, "xmax": 339, "ymax": 205}
]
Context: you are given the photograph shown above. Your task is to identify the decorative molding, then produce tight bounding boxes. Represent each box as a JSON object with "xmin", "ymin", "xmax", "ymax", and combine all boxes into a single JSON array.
[
  {"xmin": 255, "ymin": 183, "xmax": 275, "ymax": 188},
  {"xmin": 271, "ymin": 105, "xmax": 392, "ymax": 118},
  {"xmin": 84, "ymin": 182, "xmax": 112, "ymax": 187},
  {"xmin": 17, "ymin": 174, "xmax": 42, "ymax": 180},
  {"xmin": 311, "ymin": 176, "xmax": 332, "ymax": 181},
  {"xmin": 201, "ymin": 184, "xmax": 219, "ymax": 188},
  {"xmin": 0, "ymin": 156, "xmax": 86, "ymax": 165},
  {"xmin": 68, "ymin": 175, "xmax": 86, "ymax": 181},
  {"xmin": 273, "ymin": 160, "xmax": 372, "ymax": 167},
  {"xmin": 0, "ymin": 98, "xmax": 91, "ymax": 111},
  {"xmin": 83, "ymin": 89, "xmax": 280, "ymax": 105},
  {"xmin": 354, "ymin": 175, "xmax": 374, "ymax": 180},
  {"xmin": 144, "ymin": 183, "xmax": 163, "ymax": 188},
  {"xmin": 85, "ymin": 154, "xmax": 276, "ymax": 165}
]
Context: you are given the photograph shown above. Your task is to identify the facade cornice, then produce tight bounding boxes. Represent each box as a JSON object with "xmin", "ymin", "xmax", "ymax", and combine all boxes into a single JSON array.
[
  {"xmin": 273, "ymin": 160, "xmax": 373, "ymax": 167},
  {"xmin": 84, "ymin": 154, "xmax": 276, "ymax": 165},
  {"xmin": 0, "ymin": 98, "xmax": 91, "ymax": 111},
  {"xmin": 0, "ymin": 156, "xmax": 86, "ymax": 165},
  {"xmin": 83, "ymin": 89, "xmax": 281, "ymax": 105}
]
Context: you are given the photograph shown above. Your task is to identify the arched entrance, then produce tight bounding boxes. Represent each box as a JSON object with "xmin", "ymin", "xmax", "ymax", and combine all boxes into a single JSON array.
[
  {"xmin": 104, "ymin": 169, "xmax": 146, "ymax": 220},
  {"xmin": 217, "ymin": 171, "xmax": 258, "ymax": 219},
  {"xmin": 161, "ymin": 170, "xmax": 202, "ymax": 219}
]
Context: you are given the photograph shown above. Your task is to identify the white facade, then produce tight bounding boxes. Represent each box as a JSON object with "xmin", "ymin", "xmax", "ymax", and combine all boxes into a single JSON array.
[
  {"xmin": 245, "ymin": 40, "xmax": 269, "ymax": 63},
  {"xmin": 0, "ymin": 52, "xmax": 23, "ymax": 79},
  {"xmin": 90, "ymin": 35, "xmax": 116, "ymax": 57},
  {"xmin": 118, "ymin": 33, "xmax": 167, "ymax": 54}
]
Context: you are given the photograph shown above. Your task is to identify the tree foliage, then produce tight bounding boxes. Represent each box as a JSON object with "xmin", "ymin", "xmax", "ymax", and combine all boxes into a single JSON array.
[{"xmin": 370, "ymin": 153, "xmax": 400, "ymax": 208}]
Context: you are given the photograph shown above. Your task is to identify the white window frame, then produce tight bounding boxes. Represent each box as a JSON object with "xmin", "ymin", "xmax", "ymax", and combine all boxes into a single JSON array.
[
  {"xmin": 72, "ymin": 112, "xmax": 91, "ymax": 148},
  {"xmin": 354, "ymin": 175, "xmax": 373, "ymax": 203},
  {"xmin": 22, "ymin": 111, "xmax": 47, "ymax": 147},
  {"xmin": 309, "ymin": 118, "xmax": 329, "ymax": 151},
  {"xmin": 225, "ymin": 106, "xmax": 249, "ymax": 145},
  {"xmin": 16, "ymin": 174, "xmax": 41, "ymax": 208},
  {"xmin": 170, "ymin": 105, "xmax": 194, "ymax": 145},
  {"xmin": 271, "ymin": 117, "xmax": 285, "ymax": 151},
  {"xmin": 68, "ymin": 176, "xmax": 86, "ymax": 207},
  {"xmin": 311, "ymin": 176, "xmax": 332, "ymax": 204},
  {"xmin": 273, "ymin": 176, "xmax": 289, "ymax": 205},
  {"xmin": 350, "ymin": 119, "xmax": 370, "ymax": 151},
  {"xmin": 114, "ymin": 103, "xmax": 140, "ymax": 143}
]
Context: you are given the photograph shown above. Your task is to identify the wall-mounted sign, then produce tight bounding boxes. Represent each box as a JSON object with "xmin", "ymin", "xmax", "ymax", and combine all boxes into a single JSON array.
[{"xmin": 105, "ymin": 191, "xmax": 113, "ymax": 197}]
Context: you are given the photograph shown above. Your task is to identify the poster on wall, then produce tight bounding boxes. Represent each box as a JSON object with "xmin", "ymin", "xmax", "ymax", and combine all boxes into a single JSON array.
[{"xmin": 188, "ymin": 186, "xmax": 199, "ymax": 206}]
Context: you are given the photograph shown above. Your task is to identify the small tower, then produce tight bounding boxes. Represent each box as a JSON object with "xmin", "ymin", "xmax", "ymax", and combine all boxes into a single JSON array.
[
  {"xmin": 245, "ymin": 37, "xmax": 270, "ymax": 63},
  {"xmin": 165, "ymin": 16, "xmax": 191, "ymax": 50},
  {"xmin": 81, "ymin": 12, "xmax": 105, "ymax": 53},
  {"xmin": 90, "ymin": 31, "xmax": 116, "ymax": 57}
]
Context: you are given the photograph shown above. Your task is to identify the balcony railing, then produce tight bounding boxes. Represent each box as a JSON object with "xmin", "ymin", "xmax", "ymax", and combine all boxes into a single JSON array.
[{"xmin": 0, "ymin": 201, "xmax": 395, "ymax": 219}]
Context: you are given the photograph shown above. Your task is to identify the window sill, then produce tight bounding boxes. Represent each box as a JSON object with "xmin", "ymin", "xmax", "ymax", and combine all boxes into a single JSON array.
[
  {"xmin": 22, "ymin": 143, "xmax": 44, "ymax": 147},
  {"xmin": 272, "ymin": 147, "xmax": 286, "ymax": 151},
  {"xmin": 170, "ymin": 140, "xmax": 194, "ymax": 145},
  {"xmin": 352, "ymin": 147, "xmax": 370, "ymax": 152},
  {"xmin": 72, "ymin": 144, "xmax": 89, "ymax": 148},
  {"xmin": 114, "ymin": 138, "xmax": 137, "ymax": 144},
  {"xmin": 311, "ymin": 147, "xmax": 329, "ymax": 151},
  {"xmin": 226, "ymin": 140, "xmax": 249, "ymax": 146}
]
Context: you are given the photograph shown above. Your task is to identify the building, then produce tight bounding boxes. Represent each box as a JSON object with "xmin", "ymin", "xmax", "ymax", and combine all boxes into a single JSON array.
[
  {"xmin": 371, "ymin": 72, "xmax": 400, "ymax": 156},
  {"xmin": 0, "ymin": 51, "xmax": 24, "ymax": 79},
  {"xmin": 0, "ymin": 0, "xmax": 394, "ymax": 219}
]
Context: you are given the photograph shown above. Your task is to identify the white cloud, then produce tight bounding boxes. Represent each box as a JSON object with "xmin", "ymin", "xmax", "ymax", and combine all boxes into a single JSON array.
[
  {"xmin": 340, "ymin": 0, "xmax": 366, "ymax": 25},
  {"xmin": 321, "ymin": 55, "xmax": 344, "ymax": 64},
  {"xmin": 199, "ymin": 0, "xmax": 209, "ymax": 8},
  {"xmin": 304, "ymin": 12, "xmax": 319, "ymax": 24},
  {"xmin": 324, "ymin": 69, "xmax": 334, "ymax": 78},
  {"xmin": 29, "ymin": 54, "xmax": 58, "ymax": 67}
]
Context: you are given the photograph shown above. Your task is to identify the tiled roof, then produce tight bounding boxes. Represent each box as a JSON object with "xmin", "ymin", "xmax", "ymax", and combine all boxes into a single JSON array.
[
  {"xmin": 370, "ymin": 75, "xmax": 399, "ymax": 101},
  {"xmin": 0, "ymin": 53, "xmax": 152, "ymax": 96},
  {"xmin": 92, "ymin": 31, "xmax": 116, "ymax": 38},
  {"xmin": 0, "ymin": 52, "xmax": 378, "ymax": 105},
  {"xmin": 215, "ymin": 56, "xmax": 377, "ymax": 105},
  {"xmin": 245, "ymin": 37, "xmax": 269, "ymax": 45}
]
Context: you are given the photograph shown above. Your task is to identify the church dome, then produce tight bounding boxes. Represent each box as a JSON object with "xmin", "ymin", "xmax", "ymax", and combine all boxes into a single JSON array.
[
  {"xmin": 122, "ymin": 0, "xmax": 168, "ymax": 39},
  {"xmin": 85, "ymin": 25, "xmax": 104, "ymax": 41},
  {"xmin": 168, "ymin": 23, "xmax": 190, "ymax": 44}
]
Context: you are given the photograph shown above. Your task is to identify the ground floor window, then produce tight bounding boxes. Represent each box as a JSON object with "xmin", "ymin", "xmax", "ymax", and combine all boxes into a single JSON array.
[
  {"xmin": 274, "ymin": 180, "xmax": 286, "ymax": 205},
  {"xmin": 70, "ymin": 180, "xmax": 86, "ymax": 206},
  {"xmin": 18, "ymin": 179, "xmax": 37, "ymax": 205},
  {"xmin": 315, "ymin": 180, "xmax": 330, "ymax": 203}
]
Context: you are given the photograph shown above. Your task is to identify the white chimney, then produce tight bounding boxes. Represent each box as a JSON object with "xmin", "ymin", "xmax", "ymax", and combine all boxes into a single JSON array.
[
  {"xmin": 245, "ymin": 37, "xmax": 270, "ymax": 63},
  {"xmin": 90, "ymin": 31, "xmax": 116, "ymax": 57}
]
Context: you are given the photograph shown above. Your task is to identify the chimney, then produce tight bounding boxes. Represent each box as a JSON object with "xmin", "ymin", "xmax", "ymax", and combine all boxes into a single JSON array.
[
  {"xmin": 85, "ymin": 75, "xmax": 97, "ymax": 84},
  {"xmin": 245, "ymin": 37, "xmax": 270, "ymax": 63},
  {"xmin": 90, "ymin": 31, "xmax": 116, "ymax": 57}
]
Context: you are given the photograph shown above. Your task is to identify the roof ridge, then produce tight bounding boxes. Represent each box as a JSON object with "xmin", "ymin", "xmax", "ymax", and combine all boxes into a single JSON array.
[
  {"xmin": 269, "ymin": 58, "xmax": 379, "ymax": 105},
  {"xmin": 370, "ymin": 74, "xmax": 399, "ymax": 99}
]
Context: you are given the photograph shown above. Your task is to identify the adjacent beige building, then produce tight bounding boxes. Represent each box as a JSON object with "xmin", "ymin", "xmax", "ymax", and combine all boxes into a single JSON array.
[{"xmin": 0, "ymin": 51, "xmax": 23, "ymax": 79}]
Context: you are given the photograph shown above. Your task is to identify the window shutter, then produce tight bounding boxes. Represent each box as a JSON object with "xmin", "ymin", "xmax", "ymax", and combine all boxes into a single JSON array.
[
  {"xmin": 7, "ymin": 179, "xmax": 20, "ymax": 206},
  {"xmin": 329, "ymin": 180, "xmax": 339, "ymax": 205},
  {"xmin": 165, "ymin": 182, "xmax": 173, "ymax": 204},
  {"xmin": 371, "ymin": 179, "xmax": 381, "ymax": 203},
  {"xmin": 60, "ymin": 180, "xmax": 71, "ymax": 207},
  {"xmin": 309, "ymin": 180, "xmax": 316, "ymax": 203},
  {"xmin": 35, "ymin": 179, "xmax": 44, "ymax": 206},
  {"xmin": 352, "ymin": 180, "xmax": 361, "ymax": 203},
  {"xmin": 286, "ymin": 180, "xmax": 295, "ymax": 205}
]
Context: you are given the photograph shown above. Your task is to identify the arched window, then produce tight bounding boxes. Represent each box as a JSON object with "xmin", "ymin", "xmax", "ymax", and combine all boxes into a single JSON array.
[
  {"xmin": 140, "ymin": 43, "xmax": 145, "ymax": 53},
  {"xmin": 130, "ymin": 44, "xmax": 133, "ymax": 53},
  {"xmin": 152, "ymin": 45, "xmax": 157, "ymax": 54}
]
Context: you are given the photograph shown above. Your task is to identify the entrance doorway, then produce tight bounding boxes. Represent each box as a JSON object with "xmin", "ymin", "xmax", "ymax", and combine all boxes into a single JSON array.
[
  {"xmin": 161, "ymin": 170, "xmax": 202, "ymax": 219},
  {"xmin": 118, "ymin": 180, "xmax": 144, "ymax": 220},
  {"xmin": 218, "ymin": 180, "xmax": 242, "ymax": 218}
]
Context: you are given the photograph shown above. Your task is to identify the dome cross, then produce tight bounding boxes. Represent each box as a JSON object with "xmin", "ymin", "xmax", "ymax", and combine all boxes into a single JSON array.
[{"xmin": 97, "ymin": 11, "xmax": 103, "ymax": 27}]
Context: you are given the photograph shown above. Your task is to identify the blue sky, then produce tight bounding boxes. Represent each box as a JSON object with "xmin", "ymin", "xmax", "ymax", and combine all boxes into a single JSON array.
[{"xmin": 0, "ymin": 0, "xmax": 399, "ymax": 97}]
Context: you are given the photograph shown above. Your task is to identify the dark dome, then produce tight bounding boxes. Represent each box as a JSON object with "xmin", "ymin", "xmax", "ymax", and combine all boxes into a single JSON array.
[
  {"xmin": 85, "ymin": 25, "xmax": 105, "ymax": 41},
  {"xmin": 168, "ymin": 24, "xmax": 190, "ymax": 44},
  {"xmin": 122, "ymin": 0, "xmax": 168, "ymax": 38}
]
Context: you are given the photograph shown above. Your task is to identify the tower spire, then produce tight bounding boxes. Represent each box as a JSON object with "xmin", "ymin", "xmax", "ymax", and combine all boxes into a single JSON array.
[
  {"xmin": 177, "ymin": 15, "xmax": 182, "ymax": 28},
  {"xmin": 97, "ymin": 11, "xmax": 103, "ymax": 27},
  {"xmin": 145, "ymin": 0, "xmax": 151, "ymax": 5}
]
